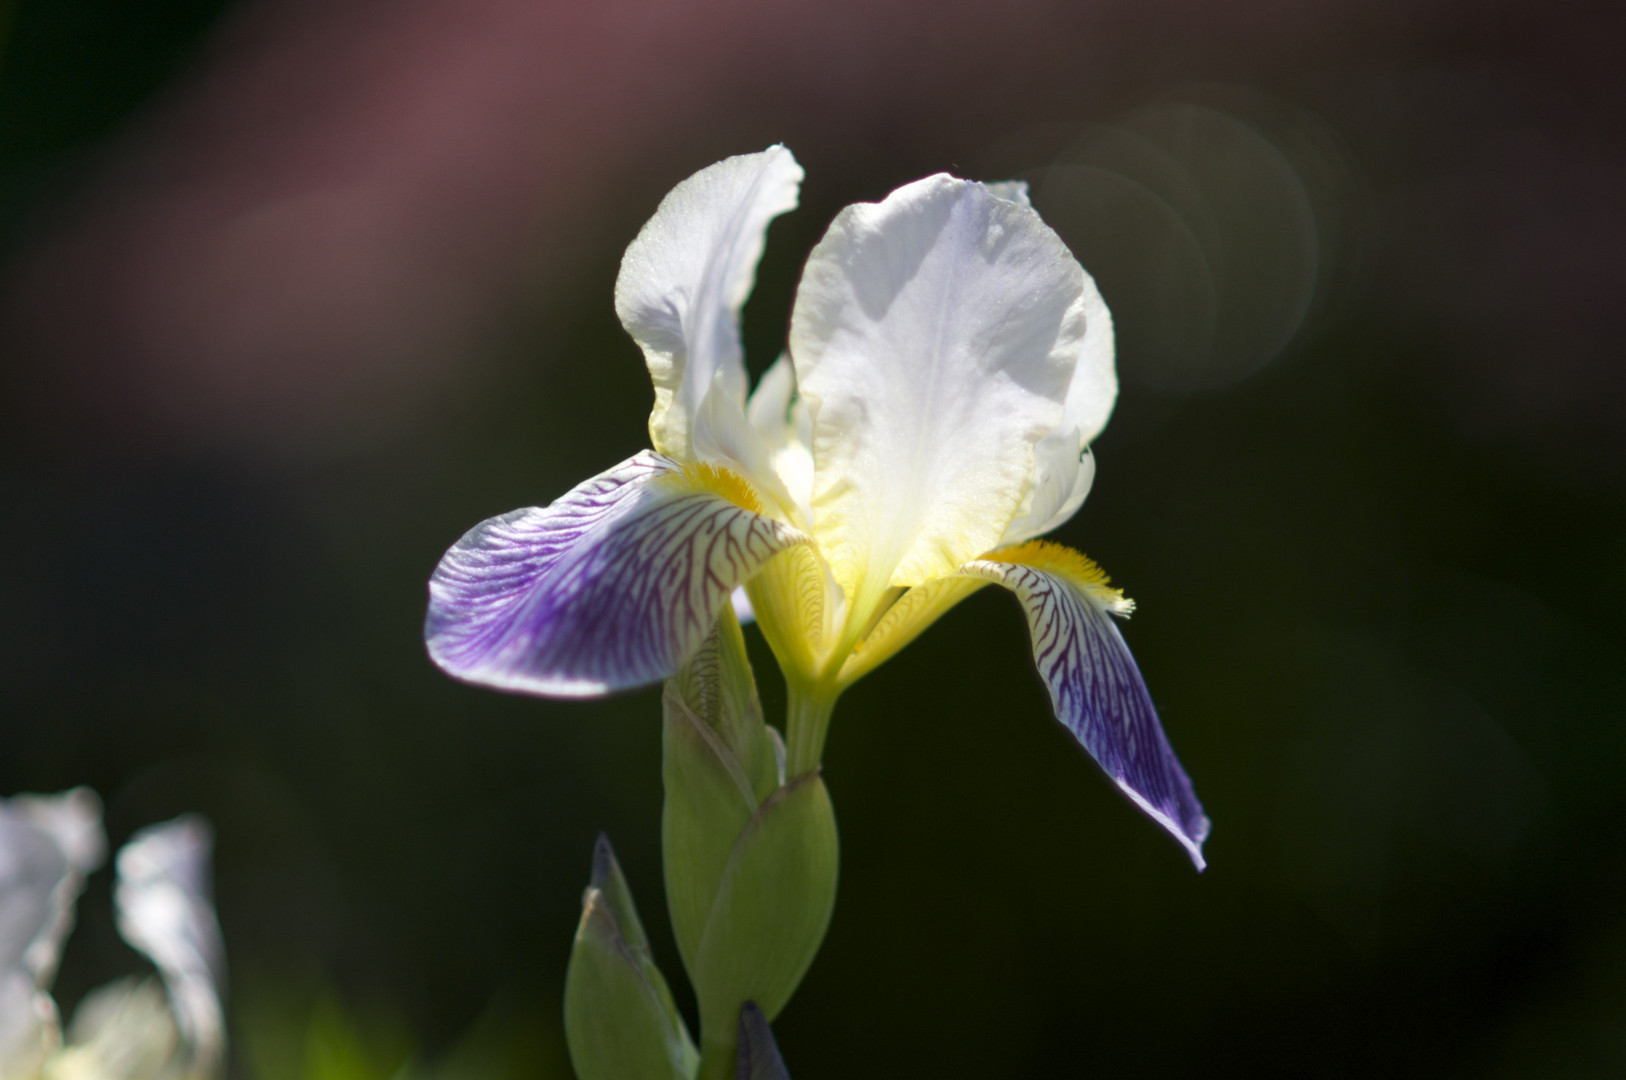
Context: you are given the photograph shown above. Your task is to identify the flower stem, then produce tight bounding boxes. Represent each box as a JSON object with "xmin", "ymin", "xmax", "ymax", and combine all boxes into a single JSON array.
[
  {"xmin": 697, "ymin": 1032, "xmax": 737, "ymax": 1080},
  {"xmin": 785, "ymin": 685, "xmax": 837, "ymax": 777}
]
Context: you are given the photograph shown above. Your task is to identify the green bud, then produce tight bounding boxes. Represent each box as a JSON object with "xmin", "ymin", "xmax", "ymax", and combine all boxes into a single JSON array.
[
  {"xmin": 563, "ymin": 836, "xmax": 697, "ymax": 1080},
  {"xmin": 662, "ymin": 610, "xmax": 837, "ymax": 1079},
  {"xmin": 690, "ymin": 772, "xmax": 837, "ymax": 1070},
  {"xmin": 663, "ymin": 611, "xmax": 782, "ymax": 973},
  {"xmin": 670, "ymin": 608, "xmax": 781, "ymax": 801}
]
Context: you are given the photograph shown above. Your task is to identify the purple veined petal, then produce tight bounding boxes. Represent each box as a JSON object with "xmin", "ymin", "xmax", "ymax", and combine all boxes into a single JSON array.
[
  {"xmin": 114, "ymin": 814, "xmax": 227, "ymax": 1075},
  {"xmin": 962, "ymin": 543, "xmax": 1210, "ymax": 869},
  {"xmin": 426, "ymin": 451, "xmax": 807, "ymax": 696}
]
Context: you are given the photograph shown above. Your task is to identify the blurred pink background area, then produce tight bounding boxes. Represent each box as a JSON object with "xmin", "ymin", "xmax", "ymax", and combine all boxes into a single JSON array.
[{"xmin": 5, "ymin": 0, "xmax": 1621, "ymax": 459}]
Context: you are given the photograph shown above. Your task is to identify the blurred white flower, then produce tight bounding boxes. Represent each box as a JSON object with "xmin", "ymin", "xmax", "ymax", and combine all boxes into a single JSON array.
[{"xmin": 0, "ymin": 791, "xmax": 225, "ymax": 1080}]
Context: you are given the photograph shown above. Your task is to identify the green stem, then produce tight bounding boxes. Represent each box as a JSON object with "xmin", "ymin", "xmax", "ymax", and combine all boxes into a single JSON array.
[
  {"xmin": 785, "ymin": 685, "xmax": 836, "ymax": 778},
  {"xmin": 697, "ymin": 1031, "xmax": 736, "ymax": 1080}
]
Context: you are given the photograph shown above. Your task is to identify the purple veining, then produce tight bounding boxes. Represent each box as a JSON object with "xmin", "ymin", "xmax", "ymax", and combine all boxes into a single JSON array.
[
  {"xmin": 426, "ymin": 451, "xmax": 802, "ymax": 696},
  {"xmin": 974, "ymin": 560, "xmax": 1210, "ymax": 868}
]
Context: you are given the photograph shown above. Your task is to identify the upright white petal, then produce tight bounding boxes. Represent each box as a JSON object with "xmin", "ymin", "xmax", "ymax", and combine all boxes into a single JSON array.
[
  {"xmin": 114, "ymin": 816, "xmax": 226, "ymax": 1079},
  {"xmin": 790, "ymin": 175, "xmax": 1089, "ymax": 607},
  {"xmin": 616, "ymin": 146, "xmax": 803, "ymax": 460}
]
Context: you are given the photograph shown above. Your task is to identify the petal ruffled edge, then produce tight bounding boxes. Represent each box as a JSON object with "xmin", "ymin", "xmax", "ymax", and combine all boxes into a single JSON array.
[{"xmin": 426, "ymin": 451, "xmax": 808, "ymax": 697}]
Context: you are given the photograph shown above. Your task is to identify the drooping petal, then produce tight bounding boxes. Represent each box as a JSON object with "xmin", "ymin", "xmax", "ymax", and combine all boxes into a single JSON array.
[
  {"xmin": 114, "ymin": 815, "xmax": 227, "ymax": 1077},
  {"xmin": 616, "ymin": 147, "xmax": 803, "ymax": 460},
  {"xmin": 960, "ymin": 542, "xmax": 1209, "ymax": 868},
  {"xmin": 426, "ymin": 452, "xmax": 807, "ymax": 696},
  {"xmin": 790, "ymin": 175, "xmax": 1089, "ymax": 609}
]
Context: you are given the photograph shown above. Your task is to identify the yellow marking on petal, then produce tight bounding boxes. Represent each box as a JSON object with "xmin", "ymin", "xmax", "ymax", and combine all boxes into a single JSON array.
[
  {"xmin": 659, "ymin": 460, "xmax": 765, "ymax": 514},
  {"xmin": 836, "ymin": 574, "xmax": 988, "ymax": 687},
  {"xmin": 981, "ymin": 540, "xmax": 1135, "ymax": 615}
]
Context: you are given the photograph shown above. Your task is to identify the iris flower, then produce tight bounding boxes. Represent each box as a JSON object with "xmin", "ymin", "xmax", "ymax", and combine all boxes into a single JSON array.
[
  {"xmin": 0, "ymin": 789, "xmax": 226, "ymax": 1080},
  {"xmin": 426, "ymin": 146, "xmax": 1208, "ymax": 866}
]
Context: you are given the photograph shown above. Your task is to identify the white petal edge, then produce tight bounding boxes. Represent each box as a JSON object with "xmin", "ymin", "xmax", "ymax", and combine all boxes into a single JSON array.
[
  {"xmin": 1059, "ymin": 268, "xmax": 1117, "ymax": 448},
  {"xmin": 615, "ymin": 146, "xmax": 803, "ymax": 460}
]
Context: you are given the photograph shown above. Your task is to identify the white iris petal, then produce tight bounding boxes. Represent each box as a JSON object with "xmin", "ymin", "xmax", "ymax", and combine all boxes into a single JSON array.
[
  {"xmin": 790, "ymin": 174, "xmax": 1090, "ymax": 607},
  {"xmin": 615, "ymin": 146, "xmax": 803, "ymax": 462},
  {"xmin": 114, "ymin": 816, "xmax": 226, "ymax": 1079},
  {"xmin": 745, "ymin": 355, "xmax": 816, "ymax": 527},
  {"xmin": 1059, "ymin": 271, "xmax": 1117, "ymax": 448},
  {"xmin": 1000, "ymin": 439, "xmax": 1097, "ymax": 547}
]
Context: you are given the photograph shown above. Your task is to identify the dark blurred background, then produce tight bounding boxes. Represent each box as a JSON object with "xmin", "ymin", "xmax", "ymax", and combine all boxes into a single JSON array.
[{"xmin": 3, "ymin": 0, "xmax": 1624, "ymax": 1075}]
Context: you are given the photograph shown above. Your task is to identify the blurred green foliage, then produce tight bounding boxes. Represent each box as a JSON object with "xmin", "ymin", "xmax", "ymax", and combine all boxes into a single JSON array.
[{"xmin": 240, "ymin": 983, "xmax": 567, "ymax": 1080}]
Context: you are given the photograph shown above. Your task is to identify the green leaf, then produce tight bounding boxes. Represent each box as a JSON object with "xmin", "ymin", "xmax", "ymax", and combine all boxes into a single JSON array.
[
  {"xmin": 691, "ymin": 773, "xmax": 837, "ymax": 1062},
  {"xmin": 563, "ymin": 839, "xmax": 697, "ymax": 1080},
  {"xmin": 662, "ymin": 609, "xmax": 784, "ymax": 974},
  {"xmin": 662, "ymin": 687, "xmax": 759, "ymax": 975}
]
